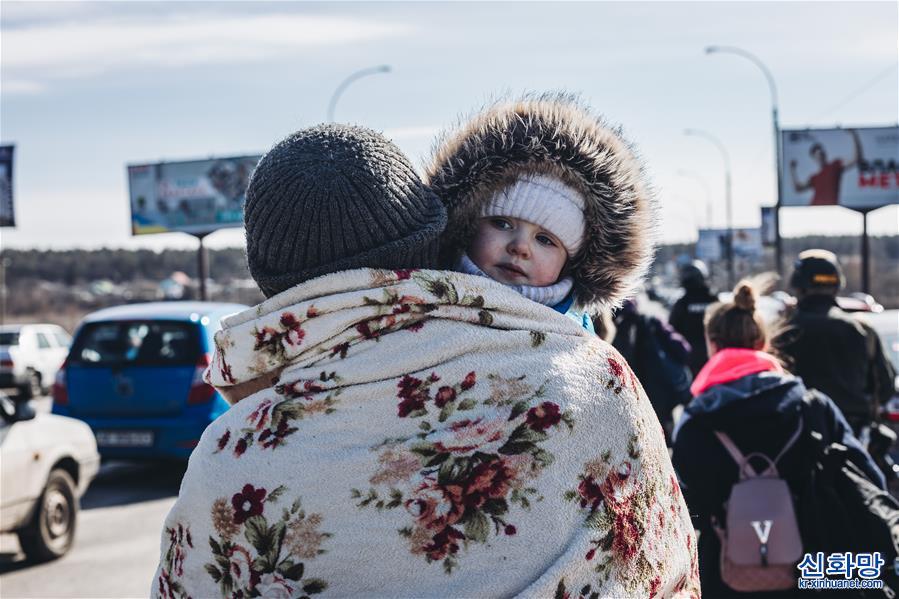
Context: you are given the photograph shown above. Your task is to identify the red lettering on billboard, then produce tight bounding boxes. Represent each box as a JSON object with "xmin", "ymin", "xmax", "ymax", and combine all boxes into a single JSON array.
[
  {"xmin": 859, "ymin": 174, "xmax": 878, "ymax": 188},
  {"xmin": 858, "ymin": 174, "xmax": 896, "ymax": 189}
]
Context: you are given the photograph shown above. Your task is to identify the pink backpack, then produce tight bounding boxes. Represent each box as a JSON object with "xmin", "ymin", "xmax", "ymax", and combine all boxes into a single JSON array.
[{"xmin": 713, "ymin": 420, "xmax": 805, "ymax": 592}]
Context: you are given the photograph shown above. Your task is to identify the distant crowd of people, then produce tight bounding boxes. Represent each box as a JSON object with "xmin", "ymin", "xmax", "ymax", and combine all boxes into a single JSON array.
[{"xmin": 610, "ymin": 250, "xmax": 897, "ymax": 597}]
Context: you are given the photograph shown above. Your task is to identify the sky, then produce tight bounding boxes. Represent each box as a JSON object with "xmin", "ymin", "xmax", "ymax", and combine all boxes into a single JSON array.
[{"xmin": 1, "ymin": 0, "xmax": 897, "ymax": 253}]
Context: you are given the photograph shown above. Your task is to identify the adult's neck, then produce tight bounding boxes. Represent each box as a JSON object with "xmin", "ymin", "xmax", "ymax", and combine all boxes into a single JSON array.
[{"xmin": 797, "ymin": 292, "xmax": 838, "ymax": 310}]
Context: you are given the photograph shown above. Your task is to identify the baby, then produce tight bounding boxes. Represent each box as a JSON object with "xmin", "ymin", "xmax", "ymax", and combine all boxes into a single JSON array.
[
  {"xmin": 459, "ymin": 173, "xmax": 589, "ymax": 324},
  {"xmin": 427, "ymin": 93, "xmax": 654, "ymax": 331}
]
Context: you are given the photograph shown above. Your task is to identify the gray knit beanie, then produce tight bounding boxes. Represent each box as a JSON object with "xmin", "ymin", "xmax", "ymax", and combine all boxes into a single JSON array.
[{"xmin": 245, "ymin": 124, "xmax": 447, "ymax": 298}]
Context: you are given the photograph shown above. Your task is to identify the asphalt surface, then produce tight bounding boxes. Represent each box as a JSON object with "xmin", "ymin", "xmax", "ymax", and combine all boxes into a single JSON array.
[
  {"xmin": 0, "ymin": 397, "xmax": 184, "ymax": 598},
  {"xmin": 0, "ymin": 459, "xmax": 183, "ymax": 598}
]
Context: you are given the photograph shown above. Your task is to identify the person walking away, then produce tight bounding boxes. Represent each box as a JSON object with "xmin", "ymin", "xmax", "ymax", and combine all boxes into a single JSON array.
[
  {"xmin": 613, "ymin": 298, "xmax": 692, "ymax": 444},
  {"xmin": 775, "ymin": 249, "xmax": 896, "ymax": 437},
  {"xmin": 673, "ymin": 281, "xmax": 883, "ymax": 598},
  {"xmin": 669, "ymin": 260, "xmax": 717, "ymax": 377}
]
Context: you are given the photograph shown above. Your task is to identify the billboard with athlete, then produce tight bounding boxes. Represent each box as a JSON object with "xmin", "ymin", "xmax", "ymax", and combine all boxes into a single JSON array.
[{"xmin": 781, "ymin": 126, "xmax": 899, "ymax": 209}]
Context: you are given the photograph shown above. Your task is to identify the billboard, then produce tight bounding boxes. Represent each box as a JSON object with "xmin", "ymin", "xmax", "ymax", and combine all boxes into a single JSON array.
[
  {"xmin": 0, "ymin": 145, "xmax": 14, "ymax": 227},
  {"xmin": 781, "ymin": 126, "xmax": 899, "ymax": 209},
  {"xmin": 696, "ymin": 228, "xmax": 763, "ymax": 262},
  {"xmin": 127, "ymin": 154, "xmax": 261, "ymax": 235}
]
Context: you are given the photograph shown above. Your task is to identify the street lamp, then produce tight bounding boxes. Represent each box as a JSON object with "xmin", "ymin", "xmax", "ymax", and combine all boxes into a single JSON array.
[
  {"xmin": 327, "ymin": 65, "xmax": 392, "ymax": 123},
  {"xmin": 684, "ymin": 128, "xmax": 734, "ymax": 288},
  {"xmin": 677, "ymin": 168, "xmax": 713, "ymax": 228},
  {"xmin": 705, "ymin": 45, "xmax": 783, "ymax": 275}
]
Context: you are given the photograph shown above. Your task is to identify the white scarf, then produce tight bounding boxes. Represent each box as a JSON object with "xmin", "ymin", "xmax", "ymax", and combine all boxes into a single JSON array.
[
  {"xmin": 457, "ymin": 252, "xmax": 574, "ymax": 307},
  {"xmin": 152, "ymin": 269, "xmax": 698, "ymax": 599}
]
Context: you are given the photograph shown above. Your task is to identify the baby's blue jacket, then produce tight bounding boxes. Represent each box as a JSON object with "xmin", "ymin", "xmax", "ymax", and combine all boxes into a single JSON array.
[{"xmin": 552, "ymin": 294, "xmax": 595, "ymax": 334}]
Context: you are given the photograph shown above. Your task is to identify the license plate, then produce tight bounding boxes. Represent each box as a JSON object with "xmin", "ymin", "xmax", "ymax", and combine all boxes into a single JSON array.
[{"xmin": 95, "ymin": 430, "xmax": 154, "ymax": 447}]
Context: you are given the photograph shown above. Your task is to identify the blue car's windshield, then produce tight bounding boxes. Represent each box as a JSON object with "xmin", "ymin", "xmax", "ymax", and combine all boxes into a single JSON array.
[{"xmin": 70, "ymin": 321, "xmax": 200, "ymax": 366}]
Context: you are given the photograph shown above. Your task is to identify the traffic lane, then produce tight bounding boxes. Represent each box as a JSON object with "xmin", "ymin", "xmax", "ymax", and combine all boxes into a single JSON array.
[
  {"xmin": 81, "ymin": 460, "xmax": 186, "ymax": 510},
  {"xmin": 13, "ymin": 397, "xmax": 185, "ymax": 510},
  {"xmin": 0, "ymin": 461, "xmax": 182, "ymax": 598}
]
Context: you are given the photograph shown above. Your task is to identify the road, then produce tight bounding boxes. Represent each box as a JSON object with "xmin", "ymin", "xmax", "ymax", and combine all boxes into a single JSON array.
[
  {"xmin": 0, "ymin": 460, "xmax": 183, "ymax": 598},
  {"xmin": 1, "ymin": 398, "xmax": 184, "ymax": 598}
]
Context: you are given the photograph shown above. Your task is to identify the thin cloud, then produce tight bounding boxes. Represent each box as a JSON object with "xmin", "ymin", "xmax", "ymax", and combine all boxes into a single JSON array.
[
  {"xmin": 2, "ymin": 13, "xmax": 412, "ymax": 92},
  {"xmin": 0, "ymin": 1, "xmax": 99, "ymax": 28},
  {"xmin": 2, "ymin": 79, "xmax": 47, "ymax": 95}
]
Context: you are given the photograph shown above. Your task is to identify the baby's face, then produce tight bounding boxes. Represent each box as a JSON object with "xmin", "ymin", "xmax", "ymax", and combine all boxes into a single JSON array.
[{"xmin": 468, "ymin": 216, "xmax": 567, "ymax": 287}]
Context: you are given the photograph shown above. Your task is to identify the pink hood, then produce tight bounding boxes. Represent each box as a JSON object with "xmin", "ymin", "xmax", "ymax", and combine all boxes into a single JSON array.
[{"xmin": 691, "ymin": 348, "xmax": 783, "ymax": 397}]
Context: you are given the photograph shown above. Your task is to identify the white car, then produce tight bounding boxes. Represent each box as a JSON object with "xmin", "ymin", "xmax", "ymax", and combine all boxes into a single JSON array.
[
  {"xmin": 0, "ymin": 324, "xmax": 71, "ymax": 399},
  {"xmin": 0, "ymin": 394, "xmax": 100, "ymax": 561}
]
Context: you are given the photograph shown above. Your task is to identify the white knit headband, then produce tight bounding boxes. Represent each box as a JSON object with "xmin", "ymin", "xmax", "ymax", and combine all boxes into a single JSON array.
[{"xmin": 481, "ymin": 174, "xmax": 586, "ymax": 256}]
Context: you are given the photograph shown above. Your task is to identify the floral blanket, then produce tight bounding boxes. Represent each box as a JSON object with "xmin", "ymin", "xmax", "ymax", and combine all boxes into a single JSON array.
[{"xmin": 151, "ymin": 269, "xmax": 699, "ymax": 599}]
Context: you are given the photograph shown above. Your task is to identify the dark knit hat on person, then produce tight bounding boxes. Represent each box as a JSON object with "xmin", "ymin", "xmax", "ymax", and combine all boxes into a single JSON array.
[
  {"xmin": 790, "ymin": 249, "xmax": 845, "ymax": 293},
  {"xmin": 244, "ymin": 124, "xmax": 447, "ymax": 298}
]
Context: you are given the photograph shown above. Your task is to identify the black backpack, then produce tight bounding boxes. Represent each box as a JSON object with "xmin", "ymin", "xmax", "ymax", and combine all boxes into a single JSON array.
[
  {"xmin": 629, "ymin": 316, "xmax": 692, "ymax": 419},
  {"xmin": 798, "ymin": 396, "xmax": 899, "ymax": 598}
]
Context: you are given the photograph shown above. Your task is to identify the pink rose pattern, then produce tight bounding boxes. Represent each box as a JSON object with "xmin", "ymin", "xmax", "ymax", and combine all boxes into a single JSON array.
[
  {"xmin": 156, "ymin": 524, "xmax": 194, "ymax": 599},
  {"xmin": 212, "ymin": 272, "xmax": 431, "ymax": 381},
  {"xmin": 606, "ymin": 349, "xmax": 640, "ymax": 397},
  {"xmin": 207, "ymin": 336, "xmax": 236, "ymax": 387},
  {"xmin": 212, "ymin": 272, "xmax": 490, "ymax": 385},
  {"xmin": 210, "ymin": 304, "xmax": 317, "ymax": 388},
  {"xmin": 214, "ymin": 372, "xmax": 342, "ymax": 457},
  {"xmin": 159, "ymin": 484, "xmax": 331, "ymax": 599},
  {"xmin": 352, "ymin": 371, "xmax": 574, "ymax": 573},
  {"xmin": 196, "ymin": 271, "xmax": 695, "ymax": 590},
  {"xmin": 252, "ymin": 312, "xmax": 307, "ymax": 362},
  {"xmin": 562, "ymin": 435, "xmax": 700, "ymax": 597},
  {"xmin": 328, "ymin": 284, "xmax": 439, "ymax": 360},
  {"xmin": 210, "ymin": 272, "xmax": 460, "ymax": 457}
]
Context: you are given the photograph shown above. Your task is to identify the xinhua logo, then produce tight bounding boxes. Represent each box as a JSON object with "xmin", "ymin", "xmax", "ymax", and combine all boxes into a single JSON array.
[{"xmin": 797, "ymin": 552, "xmax": 885, "ymax": 592}]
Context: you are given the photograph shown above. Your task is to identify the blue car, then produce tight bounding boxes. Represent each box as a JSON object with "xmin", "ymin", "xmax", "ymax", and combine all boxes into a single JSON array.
[{"xmin": 52, "ymin": 301, "xmax": 248, "ymax": 460}]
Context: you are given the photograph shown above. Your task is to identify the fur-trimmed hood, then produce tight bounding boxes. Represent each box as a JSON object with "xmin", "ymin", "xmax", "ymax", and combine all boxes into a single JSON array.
[{"xmin": 425, "ymin": 93, "xmax": 656, "ymax": 311}]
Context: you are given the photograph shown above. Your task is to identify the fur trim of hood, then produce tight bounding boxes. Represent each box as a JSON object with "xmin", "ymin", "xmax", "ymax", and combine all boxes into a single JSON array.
[{"xmin": 425, "ymin": 93, "xmax": 656, "ymax": 311}]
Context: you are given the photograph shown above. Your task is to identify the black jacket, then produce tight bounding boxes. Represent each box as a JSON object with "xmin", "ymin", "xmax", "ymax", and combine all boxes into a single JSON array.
[
  {"xmin": 669, "ymin": 285, "xmax": 718, "ymax": 376},
  {"xmin": 672, "ymin": 371, "xmax": 883, "ymax": 598},
  {"xmin": 776, "ymin": 295, "xmax": 896, "ymax": 428},
  {"xmin": 612, "ymin": 304, "xmax": 692, "ymax": 427}
]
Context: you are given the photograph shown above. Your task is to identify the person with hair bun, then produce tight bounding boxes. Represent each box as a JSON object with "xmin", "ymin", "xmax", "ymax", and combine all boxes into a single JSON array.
[{"xmin": 671, "ymin": 280, "xmax": 883, "ymax": 597}]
